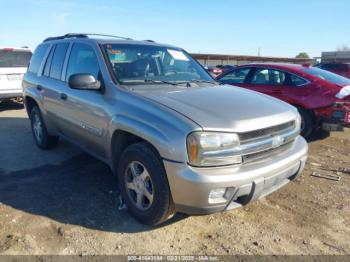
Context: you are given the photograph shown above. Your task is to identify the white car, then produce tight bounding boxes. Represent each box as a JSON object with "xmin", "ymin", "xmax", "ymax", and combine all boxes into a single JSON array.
[{"xmin": 0, "ymin": 47, "xmax": 32, "ymax": 102}]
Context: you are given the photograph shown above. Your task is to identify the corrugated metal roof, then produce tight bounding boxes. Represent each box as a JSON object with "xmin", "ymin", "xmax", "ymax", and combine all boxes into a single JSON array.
[{"xmin": 191, "ymin": 53, "xmax": 314, "ymax": 63}]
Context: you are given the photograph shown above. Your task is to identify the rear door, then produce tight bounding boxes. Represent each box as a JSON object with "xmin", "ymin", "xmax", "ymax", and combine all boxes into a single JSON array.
[
  {"xmin": 0, "ymin": 49, "xmax": 32, "ymax": 96},
  {"xmin": 280, "ymin": 73, "xmax": 313, "ymax": 106},
  {"xmin": 39, "ymin": 42, "xmax": 70, "ymax": 131},
  {"xmin": 245, "ymin": 67, "xmax": 287, "ymax": 101}
]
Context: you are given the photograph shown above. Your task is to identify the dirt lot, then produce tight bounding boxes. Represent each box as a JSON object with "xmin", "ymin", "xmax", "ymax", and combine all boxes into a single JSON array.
[{"xmin": 0, "ymin": 101, "xmax": 349, "ymax": 255}]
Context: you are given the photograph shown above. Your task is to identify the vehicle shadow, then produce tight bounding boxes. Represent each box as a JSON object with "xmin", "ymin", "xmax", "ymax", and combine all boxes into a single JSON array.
[
  {"xmin": 306, "ymin": 129, "xmax": 330, "ymax": 143},
  {"xmin": 0, "ymin": 100, "xmax": 24, "ymax": 112},
  {"xmin": 0, "ymin": 153, "xmax": 188, "ymax": 233},
  {"xmin": 0, "ymin": 118, "xmax": 188, "ymax": 233}
]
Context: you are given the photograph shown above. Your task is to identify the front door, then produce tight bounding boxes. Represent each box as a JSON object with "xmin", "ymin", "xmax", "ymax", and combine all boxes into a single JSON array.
[{"xmin": 60, "ymin": 43, "xmax": 110, "ymax": 158}]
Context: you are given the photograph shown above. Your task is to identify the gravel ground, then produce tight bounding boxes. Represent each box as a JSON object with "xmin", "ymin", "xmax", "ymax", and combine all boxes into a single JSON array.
[{"xmin": 0, "ymin": 101, "xmax": 349, "ymax": 255}]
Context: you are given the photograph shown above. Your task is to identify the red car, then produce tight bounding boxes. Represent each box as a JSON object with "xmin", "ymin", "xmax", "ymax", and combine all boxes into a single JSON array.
[
  {"xmin": 216, "ymin": 63, "xmax": 350, "ymax": 137},
  {"xmin": 315, "ymin": 63, "xmax": 350, "ymax": 79}
]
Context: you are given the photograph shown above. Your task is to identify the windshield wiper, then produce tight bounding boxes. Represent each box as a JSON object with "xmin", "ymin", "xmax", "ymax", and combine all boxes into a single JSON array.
[
  {"xmin": 189, "ymin": 79, "xmax": 218, "ymax": 84},
  {"xmin": 144, "ymin": 79, "xmax": 179, "ymax": 85},
  {"xmin": 122, "ymin": 79, "xmax": 219, "ymax": 87}
]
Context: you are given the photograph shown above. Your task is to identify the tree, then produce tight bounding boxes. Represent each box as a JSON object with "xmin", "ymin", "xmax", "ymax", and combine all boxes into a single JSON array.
[
  {"xmin": 296, "ymin": 52, "xmax": 310, "ymax": 59},
  {"xmin": 337, "ymin": 45, "xmax": 350, "ymax": 51}
]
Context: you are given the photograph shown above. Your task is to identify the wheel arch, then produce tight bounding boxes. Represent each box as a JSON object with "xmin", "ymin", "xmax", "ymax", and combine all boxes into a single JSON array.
[
  {"xmin": 110, "ymin": 129, "xmax": 164, "ymax": 175},
  {"xmin": 292, "ymin": 104, "xmax": 317, "ymax": 124},
  {"xmin": 24, "ymin": 96, "xmax": 39, "ymax": 116}
]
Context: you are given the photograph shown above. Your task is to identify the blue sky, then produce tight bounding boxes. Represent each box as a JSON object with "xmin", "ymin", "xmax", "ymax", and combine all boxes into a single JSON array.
[{"xmin": 1, "ymin": 0, "xmax": 349, "ymax": 58}]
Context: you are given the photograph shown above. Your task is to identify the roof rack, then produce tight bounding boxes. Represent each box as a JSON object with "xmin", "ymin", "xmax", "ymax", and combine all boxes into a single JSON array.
[{"xmin": 43, "ymin": 33, "xmax": 132, "ymax": 42}]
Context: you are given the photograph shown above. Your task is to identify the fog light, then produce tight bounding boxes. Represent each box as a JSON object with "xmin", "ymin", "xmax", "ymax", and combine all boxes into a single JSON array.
[{"xmin": 208, "ymin": 188, "xmax": 227, "ymax": 204}]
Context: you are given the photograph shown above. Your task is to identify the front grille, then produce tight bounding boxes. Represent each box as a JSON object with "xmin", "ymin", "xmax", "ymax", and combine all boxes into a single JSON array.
[
  {"xmin": 238, "ymin": 121, "xmax": 298, "ymax": 164},
  {"xmin": 239, "ymin": 121, "xmax": 295, "ymax": 143},
  {"xmin": 243, "ymin": 141, "xmax": 294, "ymax": 164}
]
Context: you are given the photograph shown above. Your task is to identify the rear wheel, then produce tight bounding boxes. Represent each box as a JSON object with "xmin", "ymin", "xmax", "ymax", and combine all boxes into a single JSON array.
[
  {"xmin": 30, "ymin": 106, "xmax": 59, "ymax": 149},
  {"xmin": 117, "ymin": 142, "xmax": 174, "ymax": 226},
  {"xmin": 297, "ymin": 107, "xmax": 313, "ymax": 138}
]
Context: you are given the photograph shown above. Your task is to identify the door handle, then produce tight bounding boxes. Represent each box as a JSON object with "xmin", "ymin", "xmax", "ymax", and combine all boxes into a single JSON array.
[
  {"xmin": 60, "ymin": 93, "xmax": 68, "ymax": 100},
  {"xmin": 36, "ymin": 85, "xmax": 43, "ymax": 91}
]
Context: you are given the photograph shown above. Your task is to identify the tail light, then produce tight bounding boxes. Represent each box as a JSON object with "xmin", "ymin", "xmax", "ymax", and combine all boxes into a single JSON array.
[{"xmin": 213, "ymin": 68, "xmax": 222, "ymax": 75}]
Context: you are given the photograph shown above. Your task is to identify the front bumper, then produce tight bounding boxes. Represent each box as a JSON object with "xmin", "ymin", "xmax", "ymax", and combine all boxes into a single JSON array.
[
  {"xmin": 164, "ymin": 136, "xmax": 308, "ymax": 215},
  {"xmin": 0, "ymin": 90, "xmax": 22, "ymax": 99}
]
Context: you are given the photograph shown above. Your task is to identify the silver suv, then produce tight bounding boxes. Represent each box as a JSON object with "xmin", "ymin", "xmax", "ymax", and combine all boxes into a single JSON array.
[{"xmin": 23, "ymin": 34, "xmax": 308, "ymax": 225}]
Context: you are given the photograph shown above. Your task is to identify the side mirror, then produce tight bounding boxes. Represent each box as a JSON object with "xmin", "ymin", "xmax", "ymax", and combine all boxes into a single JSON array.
[{"xmin": 68, "ymin": 74, "xmax": 101, "ymax": 90}]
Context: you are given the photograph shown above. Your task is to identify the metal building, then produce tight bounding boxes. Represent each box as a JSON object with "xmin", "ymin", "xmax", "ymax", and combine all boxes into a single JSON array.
[
  {"xmin": 321, "ymin": 51, "xmax": 350, "ymax": 63},
  {"xmin": 191, "ymin": 53, "xmax": 314, "ymax": 67}
]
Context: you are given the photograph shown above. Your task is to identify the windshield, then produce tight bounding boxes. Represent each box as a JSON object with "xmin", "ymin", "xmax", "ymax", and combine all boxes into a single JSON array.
[
  {"xmin": 104, "ymin": 44, "xmax": 214, "ymax": 84},
  {"xmin": 303, "ymin": 67, "xmax": 350, "ymax": 85},
  {"xmin": 0, "ymin": 50, "xmax": 32, "ymax": 68}
]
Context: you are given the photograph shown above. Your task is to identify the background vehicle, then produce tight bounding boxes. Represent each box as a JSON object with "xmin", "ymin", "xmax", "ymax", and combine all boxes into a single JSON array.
[
  {"xmin": 206, "ymin": 65, "xmax": 235, "ymax": 77},
  {"xmin": 315, "ymin": 63, "xmax": 350, "ymax": 79},
  {"xmin": 23, "ymin": 34, "xmax": 307, "ymax": 225},
  {"xmin": 0, "ymin": 47, "xmax": 32, "ymax": 102},
  {"xmin": 217, "ymin": 63, "xmax": 350, "ymax": 137}
]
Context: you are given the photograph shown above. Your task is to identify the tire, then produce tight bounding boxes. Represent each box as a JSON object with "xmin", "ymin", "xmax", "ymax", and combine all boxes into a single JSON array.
[
  {"xmin": 117, "ymin": 142, "xmax": 175, "ymax": 226},
  {"xmin": 297, "ymin": 107, "xmax": 313, "ymax": 138},
  {"xmin": 30, "ymin": 106, "xmax": 59, "ymax": 149}
]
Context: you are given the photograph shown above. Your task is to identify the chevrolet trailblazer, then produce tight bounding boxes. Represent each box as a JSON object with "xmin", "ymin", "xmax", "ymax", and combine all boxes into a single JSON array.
[{"xmin": 22, "ymin": 34, "xmax": 308, "ymax": 225}]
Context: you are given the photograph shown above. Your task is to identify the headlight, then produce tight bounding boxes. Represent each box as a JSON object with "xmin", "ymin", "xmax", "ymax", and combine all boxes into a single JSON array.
[
  {"xmin": 295, "ymin": 113, "xmax": 302, "ymax": 133},
  {"xmin": 187, "ymin": 132, "xmax": 242, "ymax": 167}
]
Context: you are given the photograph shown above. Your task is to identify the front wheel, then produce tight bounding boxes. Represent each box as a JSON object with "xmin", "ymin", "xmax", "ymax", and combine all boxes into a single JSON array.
[
  {"xmin": 30, "ymin": 106, "xmax": 59, "ymax": 149},
  {"xmin": 117, "ymin": 142, "xmax": 174, "ymax": 226}
]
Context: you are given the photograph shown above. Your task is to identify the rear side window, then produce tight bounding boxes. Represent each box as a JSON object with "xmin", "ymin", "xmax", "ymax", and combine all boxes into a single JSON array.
[
  {"xmin": 43, "ymin": 46, "xmax": 55, "ymax": 77},
  {"xmin": 49, "ymin": 43, "xmax": 69, "ymax": 80},
  {"xmin": 250, "ymin": 68, "xmax": 286, "ymax": 85},
  {"xmin": 28, "ymin": 44, "xmax": 49, "ymax": 74},
  {"xmin": 219, "ymin": 68, "xmax": 250, "ymax": 84},
  {"xmin": 0, "ymin": 50, "xmax": 32, "ymax": 68},
  {"xmin": 287, "ymin": 74, "xmax": 308, "ymax": 87},
  {"xmin": 66, "ymin": 43, "xmax": 100, "ymax": 81}
]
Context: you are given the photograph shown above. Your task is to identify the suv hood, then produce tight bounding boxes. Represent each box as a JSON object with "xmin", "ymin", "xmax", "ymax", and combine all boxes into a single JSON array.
[{"xmin": 138, "ymin": 85, "xmax": 297, "ymax": 132}]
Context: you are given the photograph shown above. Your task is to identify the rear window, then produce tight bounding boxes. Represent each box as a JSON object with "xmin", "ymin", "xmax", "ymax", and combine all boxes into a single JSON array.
[
  {"xmin": 28, "ymin": 44, "xmax": 49, "ymax": 74},
  {"xmin": 0, "ymin": 50, "xmax": 32, "ymax": 68},
  {"xmin": 303, "ymin": 67, "xmax": 350, "ymax": 85},
  {"xmin": 320, "ymin": 64, "xmax": 347, "ymax": 71}
]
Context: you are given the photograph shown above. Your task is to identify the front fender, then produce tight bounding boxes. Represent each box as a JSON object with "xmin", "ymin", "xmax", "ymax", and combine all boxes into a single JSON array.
[{"xmin": 109, "ymin": 113, "xmax": 188, "ymax": 163}]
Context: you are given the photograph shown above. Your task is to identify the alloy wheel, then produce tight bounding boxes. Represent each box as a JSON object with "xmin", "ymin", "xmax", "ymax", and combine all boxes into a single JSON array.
[
  {"xmin": 124, "ymin": 161, "xmax": 154, "ymax": 211},
  {"xmin": 32, "ymin": 113, "xmax": 43, "ymax": 143}
]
